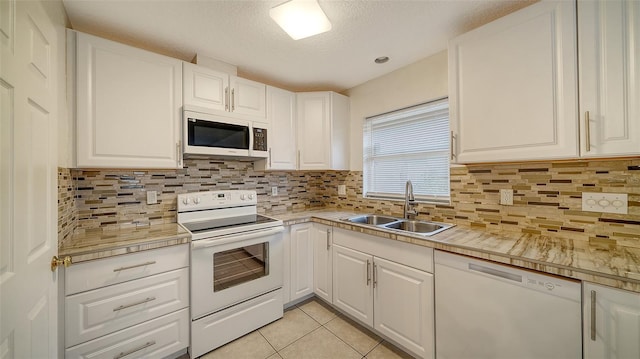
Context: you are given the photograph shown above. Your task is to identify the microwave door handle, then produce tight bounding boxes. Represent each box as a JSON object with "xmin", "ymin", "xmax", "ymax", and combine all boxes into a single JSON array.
[
  {"xmin": 249, "ymin": 124, "xmax": 254, "ymax": 153},
  {"xmin": 191, "ymin": 226, "xmax": 285, "ymax": 249}
]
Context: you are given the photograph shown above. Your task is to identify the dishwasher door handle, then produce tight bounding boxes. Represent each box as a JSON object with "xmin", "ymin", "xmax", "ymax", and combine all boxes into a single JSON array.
[{"xmin": 468, "ymin": 263, "xmax": 522, "ymax": 282}]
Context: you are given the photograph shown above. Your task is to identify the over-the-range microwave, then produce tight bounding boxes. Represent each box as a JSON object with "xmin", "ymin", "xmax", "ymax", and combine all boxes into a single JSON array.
[{"xmin": 183, "ymin": 110, "xmax": 268, "ymax": 159}]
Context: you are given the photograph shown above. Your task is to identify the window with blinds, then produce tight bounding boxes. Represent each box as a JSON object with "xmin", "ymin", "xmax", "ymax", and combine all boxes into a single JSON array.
[{"xmin": 363, "ymin": 98, "xmax": 450, "ymax": 204}]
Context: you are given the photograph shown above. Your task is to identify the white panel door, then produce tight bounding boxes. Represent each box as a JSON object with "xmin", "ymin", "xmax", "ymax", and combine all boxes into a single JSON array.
[
  {"xmin": 183, "ymin": 62, "xmax": 229, "ymax": 113},
  {"xmin": 289, "ymin": 223, "xmax": 313, "ymax": 301},
  {"xmin": 584, "ymin": 282, "xmax": 640, "ymax": 359},
  {"xmin": 297, "ymin": 92, "xmax": 331, "ymax": 170},
  {"xmin": 265, "ymin": 86, "xmax": 296, "ymax": 170},
  {"xmin": 75, "ymin": 31, "xmax": 182, "ymax": 169},
  {"xmin": 1, "ymin": 1, "xmax": 59, "ymax": 357},
  {"xmin": 332, "ymin": 245, "xmax": 373, "ymax": 327},
  {"xmin": 578, "ymin": 0, "xmax": 640, "ymax": 157},
  {"xmin": 312, "ymin": 224, "xmax": 332, "ymax": 303},
  {"xmin": 231, "ymin": 76, "xmax": 266, "ymax": 118},
  {"xmin": 449, "ymin": 0, "xmax": 578, "ymax": 163},
  {"xmin": 374, "ymin": 258, "xmax": 434, "ymax": 359}
]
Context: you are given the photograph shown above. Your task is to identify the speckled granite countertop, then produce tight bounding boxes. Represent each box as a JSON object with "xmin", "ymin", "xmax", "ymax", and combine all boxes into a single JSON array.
[
  {"xmin": 272, "ymin": 209, "xmax": 640, "ymax": 293},
  {"xmin": 59, "ymin": 223, "xmax": 190, "ymax": 263}
]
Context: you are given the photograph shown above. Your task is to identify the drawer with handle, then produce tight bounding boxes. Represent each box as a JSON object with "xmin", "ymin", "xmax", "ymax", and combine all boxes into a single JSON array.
[
  {"xmin": 65, "ymin": 244, "xmax": 189, "ymax": 295},
  {"xmin": 65, "ymin": 268, "xmax": 189, "ymax": 347},
  {"xmin": 65, "ymin": 308, "xmax": 189, "ymax": 359}
]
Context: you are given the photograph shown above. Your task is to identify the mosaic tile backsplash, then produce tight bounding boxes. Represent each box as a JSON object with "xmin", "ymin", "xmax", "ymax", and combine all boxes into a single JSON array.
[{"xmin": 58, "ymin": 158, "xmax": 640, "ymax": 248}]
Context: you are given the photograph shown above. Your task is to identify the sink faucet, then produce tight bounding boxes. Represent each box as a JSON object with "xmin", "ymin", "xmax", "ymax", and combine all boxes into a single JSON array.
[{"xmin": 404, "ymin": 180, "xmax": 418, "ymax": 220}]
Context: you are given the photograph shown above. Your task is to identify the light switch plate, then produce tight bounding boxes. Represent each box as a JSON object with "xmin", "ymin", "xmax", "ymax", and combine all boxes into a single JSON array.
[
  {"xmin": 500, "ymin": 189, "xmax": 513, "ymax": 205},
  {"xmin": 146, "ymin": 190, "xmax": 157, "ymax": 205},
  {"xmin": 582, "ymin": 193, "xmax": 627, "ymax": 214},
  {"xmin": 338, "ymin": 184, "xmax": 346, "ymax": 196}
]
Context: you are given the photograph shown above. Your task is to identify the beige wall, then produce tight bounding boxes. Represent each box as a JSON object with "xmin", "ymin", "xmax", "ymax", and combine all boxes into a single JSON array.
[{"xmin": 344, "ymin": 50, "xmax": 448, "ymax": 170}]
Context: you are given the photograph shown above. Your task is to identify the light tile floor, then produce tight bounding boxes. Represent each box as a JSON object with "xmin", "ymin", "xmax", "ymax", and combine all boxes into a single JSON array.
[{"xmin": 188, "ymin": 297, "xmax": 415, "ymax": 359}]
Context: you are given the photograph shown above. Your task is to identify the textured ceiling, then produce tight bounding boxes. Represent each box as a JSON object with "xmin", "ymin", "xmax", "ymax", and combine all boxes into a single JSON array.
[{"xmin": 61, "ymin": 0, "xmax": 537, "ymax": 92}]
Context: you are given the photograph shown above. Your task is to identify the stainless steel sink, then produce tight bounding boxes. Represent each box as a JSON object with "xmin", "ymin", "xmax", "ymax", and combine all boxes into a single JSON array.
[
  {"xmin": 344, "ymin": 214, "xmax": 398, "ymax": 226},
  {"xmin": 382, "ymin": 220, "xmax": 453, "ymax": 236},
  {"xmin": 342, "ymin": 214, "xmax": 454, "ymax": 236}
]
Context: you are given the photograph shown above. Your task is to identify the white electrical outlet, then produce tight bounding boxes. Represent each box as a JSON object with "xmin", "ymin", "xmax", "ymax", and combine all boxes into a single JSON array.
[
  {"xmin": 271, "ymin": 186, "xmax": 278, "ymax": 196},
  {"xmin": 582, "ymin": 193, "xmax": 627, "ymax": 214},
  {"xmin": 500, "ymin": 189, "xmax": 513, "ymax": 205},
  {"xmin": 146, "ymin": 190, "xmax": 157, "ymax": 205},
  {"xmin": 338, "ymin": 184, "xmax": 346, "ymax": 196}
]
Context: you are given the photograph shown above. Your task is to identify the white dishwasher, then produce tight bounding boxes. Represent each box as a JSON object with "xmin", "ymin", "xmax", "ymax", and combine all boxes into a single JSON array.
[{"xmin": 435, "ymin": 250, "xmax": 582, "ymax": 359}]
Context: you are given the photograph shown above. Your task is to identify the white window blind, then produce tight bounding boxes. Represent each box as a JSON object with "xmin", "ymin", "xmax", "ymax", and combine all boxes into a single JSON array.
[{"xmin": 363, "ymin": 98, "xmax": 450, "ymax": 204}]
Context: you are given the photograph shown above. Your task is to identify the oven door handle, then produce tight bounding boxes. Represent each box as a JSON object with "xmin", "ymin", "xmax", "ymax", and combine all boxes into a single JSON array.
[{"xmin": 191, "ymin": 226, "xmax": 285, "ymax": 249}]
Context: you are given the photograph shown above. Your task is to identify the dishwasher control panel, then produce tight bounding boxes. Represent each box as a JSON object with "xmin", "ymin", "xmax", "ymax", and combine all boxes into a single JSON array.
[{"xmin": 435, "ymin": 250, "xmax": 581, "ymax": 301}]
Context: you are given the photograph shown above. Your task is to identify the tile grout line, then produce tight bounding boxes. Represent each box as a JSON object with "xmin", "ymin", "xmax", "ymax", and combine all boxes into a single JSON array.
[
  {"xmin": 268, "ymin": 306, "xmax": 324, "ymax": 356},
  {"xmin": 257, "ymin": 330, "xmax": 279, "ymax": 359}
]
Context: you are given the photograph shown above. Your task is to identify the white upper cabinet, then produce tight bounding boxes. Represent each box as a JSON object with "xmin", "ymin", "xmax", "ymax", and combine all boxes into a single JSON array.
[
  {"xmin": 297, "ymin": 92, "xmax": 350, "ymax": 170},
  {"xmin": 578, "ymin": 0, "xmax": 640, "ymax": 157},
  {"xmin": 261, "ymin": 86, "xmax": 297, "ymax": 170},
  {"xmin": 183, "ymin": 62, "xmax": 266, "ymax": 119},
  {"xmin": 231, "ymin": 76, "xmax": 267, "ymax": 118},
  {"xmin": 183, "ymin": 62, "xmax": 228, "ymax": 113},
  {"xmin": 449, "ymin": 1, "xmax": 578, "ymax": 163},
  {"xmin": 72, "ymin": 30, "xmax": 183, "ymax": 169}
]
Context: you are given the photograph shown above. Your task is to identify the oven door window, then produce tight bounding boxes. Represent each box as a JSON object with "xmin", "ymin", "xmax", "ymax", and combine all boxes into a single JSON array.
[
  {"xmin": 188, "ymin": 119, "xmax": 250, "ymax": 149},
  {"xmin": 213, "ymin": 242, "xmax": 269, "ymax": 291}
]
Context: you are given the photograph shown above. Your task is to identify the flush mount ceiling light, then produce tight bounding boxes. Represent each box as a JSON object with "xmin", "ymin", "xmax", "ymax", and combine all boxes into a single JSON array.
[{"xmin": 269, "ymin": 0, "xmax": 332, "ymax": 40}]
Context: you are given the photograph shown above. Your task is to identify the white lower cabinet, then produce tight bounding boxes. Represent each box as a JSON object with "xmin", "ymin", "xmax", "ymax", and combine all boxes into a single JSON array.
[
  {"xmin": 332, "ymin": 245, "xmax": 374, "ymax": 326},
  {"xmin": 63, "ymin": 245, "xmax": 189, "ymax": 358},
  {"xmin": 65, "ymin": 308, "xmax": 189, "ymax": 359},
  {"xmin": 288, "ymin": 223, "xmax": 314, "ymax": 302},
  {"xmin": 312, "ymin": 224, "xmax": 333, "ymax": 303},
  {"xmin": 332, "ymin": 228, "xmax": 434, "ymax": 359},
  {"xmin": 583, "ymin": 282, "xmax": 640, "ymax": 359},
  {"xmin": 373, "ymin": 257, "xmax": 433, "ymax": 358}
]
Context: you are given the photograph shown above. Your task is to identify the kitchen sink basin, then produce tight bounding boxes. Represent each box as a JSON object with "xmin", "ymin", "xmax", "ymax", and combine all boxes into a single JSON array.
[
  {"xmin": 383, "ymin": 220, "xmax": 453, "ymax": 236},
  {"xmin": 344, "ymin": 214, "xmax": 399, "ymax": 226},
  {"xmin": 342, "ymin": 214, "xmax": 454, "ymax": 236}
]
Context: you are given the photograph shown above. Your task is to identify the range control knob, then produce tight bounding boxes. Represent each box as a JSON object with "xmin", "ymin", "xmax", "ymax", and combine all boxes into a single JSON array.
[
  {"xmin": 240, "ymin": 194, "xmax": 246, "ymax": 200},
  {"xmin": 194, "ymin": 197, "xmax": 201, "ymax": 204},
  {"xmin": 248, "ymin": 194, "xmax": 255, "ymax": 200},
  {"xmin": 182, "ymin": 197, "xmax": 191, "ymax": 205}
]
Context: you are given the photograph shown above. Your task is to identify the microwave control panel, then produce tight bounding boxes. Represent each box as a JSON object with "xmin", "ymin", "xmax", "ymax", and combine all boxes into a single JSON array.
[{"xmin": 253, "ymin": 128, "xmax": 267, "ymax": 151}]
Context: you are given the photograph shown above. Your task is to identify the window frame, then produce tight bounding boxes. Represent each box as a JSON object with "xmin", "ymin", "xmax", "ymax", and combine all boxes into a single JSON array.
[{"xmin": 362, "ymin": 97, "xmax": 451, "ymax": 205}]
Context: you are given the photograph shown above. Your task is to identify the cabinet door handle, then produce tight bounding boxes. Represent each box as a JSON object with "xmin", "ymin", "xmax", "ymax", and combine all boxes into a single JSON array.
[
  {"xmin": 225, "ymin": 87, "xmax": 229, "ymax": 111},
  {"xmin": 450, "ymin": 131, "xmax": 455, "ymax": 161},
  {"xmin": 176, "ymin": 142, "xmax": 181, "ymax": 167},
  {"xmin": 297, "ymin": 150, "xmax": 301, "ymax": 169},
  {"xmin": 113, "ymin": 261, "xmax": 156, "ymax": 272},
  {"xmin": 585, "ymin": 111, "xmax": 591, "ymax": 152},
  {"xmin": 373, "ymin": 263, "xmax": 378, "ymax": 288},
  {"xmin": 326, "ymin": 230, "xmax": 331, "ymax": 250},
  {"xmin": 366, "ymin": 260, "xmax": 371, "ymax": 286},
  {"xmin": 231, "ymin": 88, "xmax": 235, "ymax": 111},
  {"xmin": 268, "ymin": 148, "xmax": 272, "ymax": 168},
  {"xmin": 113, "ymin": 340, "xmax": 156, "ymax": 359},
  {"xmin": 113, "ymin": 297, "xmax": 156, "ymax": 312},
  {"xmin": 590, "ymin": 290, "xmax": 597, "ymax": 341}
]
